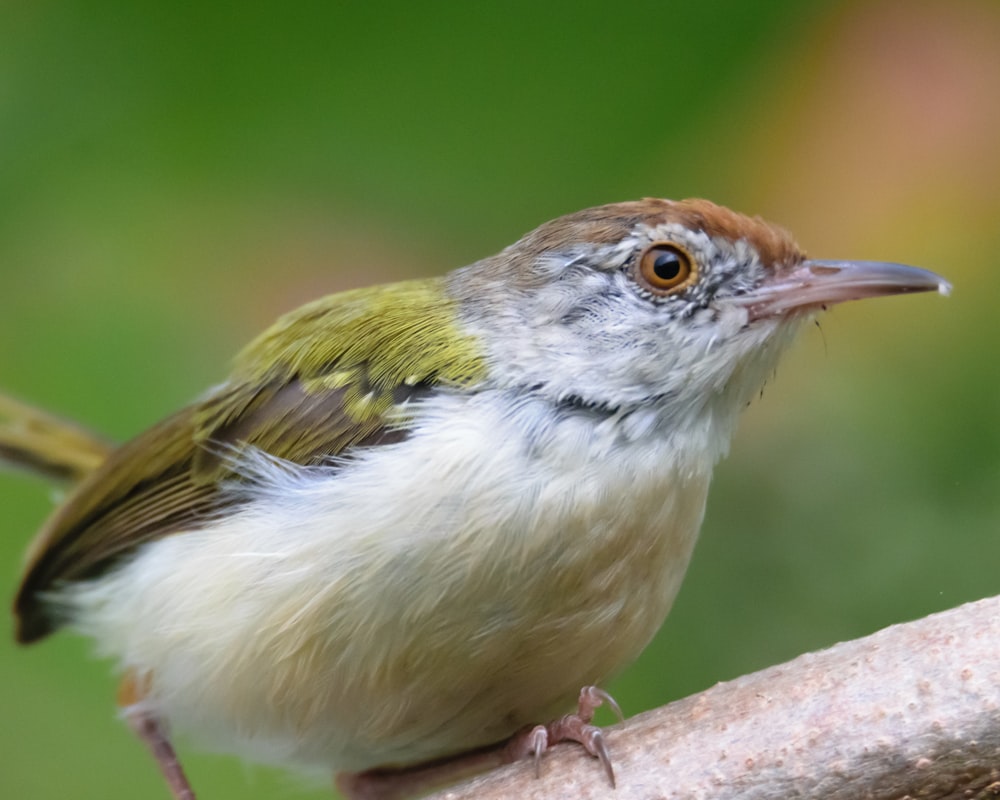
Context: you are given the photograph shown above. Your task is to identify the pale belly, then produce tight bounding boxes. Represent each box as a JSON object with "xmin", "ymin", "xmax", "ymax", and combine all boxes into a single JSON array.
[{"xmin": 61, "ymin": 400, "xmax": 713, "ymax": 772}]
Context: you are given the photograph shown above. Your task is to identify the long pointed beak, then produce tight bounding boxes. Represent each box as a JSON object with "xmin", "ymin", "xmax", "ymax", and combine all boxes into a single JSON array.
[{"xmin": 733, "ymin": 260, "xmax": 951, "ymax": 321}]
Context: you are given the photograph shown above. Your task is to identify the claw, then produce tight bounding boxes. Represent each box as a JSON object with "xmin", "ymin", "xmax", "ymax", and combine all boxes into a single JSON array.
[
  {"xmin": 590, "ymin": 729, "xmax": 615, "ymax": 787},
  {"xmin": 336, "ymin": 687, "xmax": 623, "ymax": 799},
  {"xmin": 579, "ymin": 685, "xmax": 624, "ymax": 724},
  {"xmin": 511, "ymin": 685, "xmax": 622, "ymax": 786},
  {"xmin": 552, "ymin": 716, "xmax": 616, "ymax": 787},
  {"xmin": 528, "ymin": 725, "xmax": 548, "ymax": 777}
]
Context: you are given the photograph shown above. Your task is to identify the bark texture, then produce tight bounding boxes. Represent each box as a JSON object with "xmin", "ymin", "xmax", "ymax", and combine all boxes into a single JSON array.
[{"xmin": 431, "ymin": 595, "xmax": 1000, "ymax": 800}]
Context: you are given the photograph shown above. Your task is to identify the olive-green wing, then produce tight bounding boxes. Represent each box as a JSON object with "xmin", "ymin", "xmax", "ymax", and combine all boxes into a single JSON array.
[{"xmin": 14, "ymin": 278, "xmax": 486, "ymax": 643}]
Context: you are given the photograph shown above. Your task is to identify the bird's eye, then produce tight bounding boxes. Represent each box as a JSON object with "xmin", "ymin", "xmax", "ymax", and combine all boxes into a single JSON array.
[{"xmin": 634, "ymin": 243, "xmax": 696, "ymax": 296}]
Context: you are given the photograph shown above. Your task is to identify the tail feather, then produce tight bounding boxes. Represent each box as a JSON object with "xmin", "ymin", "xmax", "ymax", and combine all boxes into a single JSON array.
[{"xmin": 0, "ymin": 393, "xmax": 114, "ymax": 483}]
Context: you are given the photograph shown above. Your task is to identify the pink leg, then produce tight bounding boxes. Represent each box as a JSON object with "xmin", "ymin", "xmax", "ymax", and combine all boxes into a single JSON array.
[
  {"xmin": 507, "ymin": 685, "xmax": 623, "ymax": 785},
  {"xmin": 336, "ymin": 686, "xmax": 623, "ymax": 800},
  {"xmin": 118, "ymin": 673, "xmax": 197, "ymax": 800}
]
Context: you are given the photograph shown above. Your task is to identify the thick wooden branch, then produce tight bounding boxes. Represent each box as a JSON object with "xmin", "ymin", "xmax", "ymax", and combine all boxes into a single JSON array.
[{"xmin": 432, "ymin": 595, "xmax": 1000, "ymax": 800}]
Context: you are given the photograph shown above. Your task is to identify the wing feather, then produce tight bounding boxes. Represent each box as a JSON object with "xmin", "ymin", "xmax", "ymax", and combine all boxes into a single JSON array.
[{"xmin": 14, "ymin": 278, "xmax": 486, "ymax": 642}]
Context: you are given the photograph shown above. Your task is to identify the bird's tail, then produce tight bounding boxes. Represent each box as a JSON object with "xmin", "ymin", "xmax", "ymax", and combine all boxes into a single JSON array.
[{"xmin": 0, "ymin": 393, "xmax": 113, "ymax": 483}]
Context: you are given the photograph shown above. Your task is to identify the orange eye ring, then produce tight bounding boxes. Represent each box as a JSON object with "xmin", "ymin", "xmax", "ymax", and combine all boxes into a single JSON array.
[{"xmin": 635, "ymin": 242, "xmax": 696, "ymax": 295}]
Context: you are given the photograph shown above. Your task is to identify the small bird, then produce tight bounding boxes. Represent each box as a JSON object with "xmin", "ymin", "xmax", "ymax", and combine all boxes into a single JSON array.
[{"xmin": 5, "ymin": 198, "xmax": 949, "ymax": 800}]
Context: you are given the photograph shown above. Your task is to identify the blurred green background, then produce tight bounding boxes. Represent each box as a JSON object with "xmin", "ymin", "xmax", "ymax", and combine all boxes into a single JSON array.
[{"xmin": 1, "ymin": 1, "xmax": 998, "ymax": 798}]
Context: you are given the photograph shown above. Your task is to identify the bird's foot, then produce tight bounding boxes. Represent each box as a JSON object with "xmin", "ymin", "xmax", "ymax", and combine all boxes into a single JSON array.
[
  {"xmin": 505, "ymin": 685, "xmax": 623, "ymax": 786},
  {"xmin": 335, "ymin": 685, "xmax": 623, "ymax": 800}
]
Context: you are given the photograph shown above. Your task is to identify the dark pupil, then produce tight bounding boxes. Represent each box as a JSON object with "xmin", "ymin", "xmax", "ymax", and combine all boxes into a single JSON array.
[{"xmin": 653, "ymin": 250, "xmax": 682, "ymax": 281}]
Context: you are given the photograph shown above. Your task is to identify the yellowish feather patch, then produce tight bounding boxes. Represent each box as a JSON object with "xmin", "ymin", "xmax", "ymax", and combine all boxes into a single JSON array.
[{"xmin": 233, "ymin": 278, "xmax": 487, "ymax": 401}]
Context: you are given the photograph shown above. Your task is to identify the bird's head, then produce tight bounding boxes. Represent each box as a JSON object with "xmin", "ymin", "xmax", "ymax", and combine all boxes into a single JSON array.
[{"xmin": 449, "ymin": 198, "xmax": 948, "ymax": 448}]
